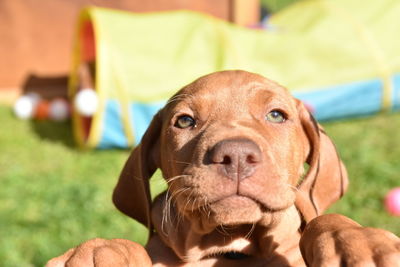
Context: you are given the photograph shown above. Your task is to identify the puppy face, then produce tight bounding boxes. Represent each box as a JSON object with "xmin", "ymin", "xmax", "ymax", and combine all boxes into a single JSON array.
[
  {"xmin": 113, "ymin": 70, "xmax": 347, "ymax": 235},
  {"xmin": 157, "ymin": 70, "xmax": 309, "ymax": 228}
]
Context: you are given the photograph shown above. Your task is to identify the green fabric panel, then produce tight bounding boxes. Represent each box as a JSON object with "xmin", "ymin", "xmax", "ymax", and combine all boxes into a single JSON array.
[
  {"xmin": 90, "ymin": 9, "xmax": 237, "ymax": 102},
  {"xmin": 84, "ymin": 0, "xmax": 400, "ymax": 102},
  {"xmin": 269, "ymin": 0, "xmax": 400, "ymax": 91}
]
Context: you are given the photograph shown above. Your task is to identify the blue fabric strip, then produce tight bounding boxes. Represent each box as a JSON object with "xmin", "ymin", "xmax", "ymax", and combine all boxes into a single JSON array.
[
  {"xmin": 294, "ymin": 74, "xmax": 400, "ymax": 121},
  {"xmin": 130, "ymin": 101, "xmax": 166, "ymax": 144},
  {"xmin": 293, "ymin": 79, "xmax": 382, "ymax": 121},
  {"xmin": 97, "ymin": 100, "xmax": 164, "ymax": 149},
  {"xmin": 392, "ymin": 74, "xmax": 400, "ymax": 111},
  {"xmin": 98, "ymin": 100, "xmax": 128, "ymax": 149}
]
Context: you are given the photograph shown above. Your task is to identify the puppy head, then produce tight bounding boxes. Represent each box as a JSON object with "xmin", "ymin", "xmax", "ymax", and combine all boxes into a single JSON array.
[{"xmin": 113, "ymin": 70, "xmax": 348, "ymax": 232}]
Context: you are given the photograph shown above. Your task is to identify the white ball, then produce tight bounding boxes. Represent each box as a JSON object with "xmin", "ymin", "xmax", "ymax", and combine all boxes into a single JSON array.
[
  {"xmin": 49, "ymin": 98, "xmax": 70, "ymax": 121},
  {"xmin": 13, "ymin": 95, "xmax": 38, "ymax": 119},
  {"xmin": 74, "ymin": 88, "xmax": 98, "ymax": 117}
]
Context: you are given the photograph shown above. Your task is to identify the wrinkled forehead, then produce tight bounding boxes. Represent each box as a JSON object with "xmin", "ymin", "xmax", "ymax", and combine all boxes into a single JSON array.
[{"xmin": 164, "ymin": 71, "xmax": 297, "ymax": 115}]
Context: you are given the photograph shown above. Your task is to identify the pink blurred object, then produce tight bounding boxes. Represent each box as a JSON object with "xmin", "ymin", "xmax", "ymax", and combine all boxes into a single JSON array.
[
  {"xmin": 49, "ymin": 98, "xmax": 70, "ymax": 121},
  {"xmin": 385, "ymin": 187, "xmax": 400, "ymax": 216}
]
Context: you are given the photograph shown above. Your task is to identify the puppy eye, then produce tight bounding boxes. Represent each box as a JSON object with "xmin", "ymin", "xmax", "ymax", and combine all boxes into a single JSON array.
[
  {"xmin": 265, "ymin": 110, "xmax": 286, "ymax": 123},
  {"xmin": 175, "ymin": 115, "xmax": 196, "ymax": 129}
]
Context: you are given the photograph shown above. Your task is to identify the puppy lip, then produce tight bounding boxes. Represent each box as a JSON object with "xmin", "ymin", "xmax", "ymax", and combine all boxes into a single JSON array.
[
  {"xmin": 209, "ymin": 194, "xmax": 265, "ymax": 211},
  {"xmin": 211, "ymin": 194, "xmax": 288, "ymax": 212},
  {"xmin": 209, "ymin": 194, "xmax": 252, "ymax": 203}
]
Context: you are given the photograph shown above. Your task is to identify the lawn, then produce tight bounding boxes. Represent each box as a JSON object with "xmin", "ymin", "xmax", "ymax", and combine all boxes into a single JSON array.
[{"xmin": 0, "ymin": 105, "xmax": 399, "ymax": 266}]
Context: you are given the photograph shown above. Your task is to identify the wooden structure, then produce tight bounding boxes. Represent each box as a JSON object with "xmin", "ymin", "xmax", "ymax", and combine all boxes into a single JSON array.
[{"xmin": 0, "ymin": 0, "xmax": 259, "ymax": 104}]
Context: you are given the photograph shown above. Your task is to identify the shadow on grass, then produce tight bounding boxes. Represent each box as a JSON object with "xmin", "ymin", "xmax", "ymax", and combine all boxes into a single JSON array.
[
  {"xmin": 20, "ymin": 74, "xmax": 76, "ymax": 148},
  {"xmin": 30, "ymin": 119, "xmax": 76, "ymax": 147}
]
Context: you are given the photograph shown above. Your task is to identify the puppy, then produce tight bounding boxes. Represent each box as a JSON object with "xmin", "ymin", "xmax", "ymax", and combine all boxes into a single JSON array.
[{"xmin": 48, "ymin": 70, "xmax": 400, "ymax": 267}]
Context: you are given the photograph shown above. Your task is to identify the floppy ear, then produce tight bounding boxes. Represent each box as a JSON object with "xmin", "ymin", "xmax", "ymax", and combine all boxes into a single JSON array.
[
  {"xmin": 295, "ymin": 101, "xmax": 349, "ymax": 223},
  {"xmin": 112, "ymin": 111, "xmax": 162, "ymax": 230}
]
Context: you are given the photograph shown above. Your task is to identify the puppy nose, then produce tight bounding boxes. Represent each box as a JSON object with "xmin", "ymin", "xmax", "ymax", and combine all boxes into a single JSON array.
[{"xmin": 209, "ymin": 138, "xmax": 261, "ymax": 181}]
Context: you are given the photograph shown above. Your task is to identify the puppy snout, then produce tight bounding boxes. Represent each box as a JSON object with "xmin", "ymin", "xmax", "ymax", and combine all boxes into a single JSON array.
[{"xmin": 209, "ymin": 138, "xmax": 261, "ymax": 181}]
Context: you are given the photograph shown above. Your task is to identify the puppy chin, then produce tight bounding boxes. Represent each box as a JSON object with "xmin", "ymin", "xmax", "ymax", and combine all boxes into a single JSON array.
[{"xmin": 210, "ymin": 196, "xmax": 263, "ymax": 225}]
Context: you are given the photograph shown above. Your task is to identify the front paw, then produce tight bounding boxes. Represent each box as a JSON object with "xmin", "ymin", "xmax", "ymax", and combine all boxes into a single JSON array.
[
  {"xmin": 46, "ymin": 238, "xmax": 152, "ymax": 267},
  {"xmin": 300, "ymin": 214, "xmax": 400, "ymax": 267}
]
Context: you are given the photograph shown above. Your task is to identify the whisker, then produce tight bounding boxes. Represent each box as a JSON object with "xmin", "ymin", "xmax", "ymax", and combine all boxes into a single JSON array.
[
  {"xmin": 183, "ymin": 192, "xmax": 193, "ymax": 212},
  {"xmin": 171, "ymin": 188, "xmax": 191, "ymax": 227},
  {"xmin": 169, "ymin": 159, "xmax": 193, "ymax": 166},
  {"xmin": 161, "ymin": 190, "xmax": 171, "ymax": 236},
  {"xmin": 216, "ymin": 225, "xmax": 230, "ymax": 236},
  {"xmin": 162, "ymin": 187, "xmax": 191, "ymax": 228},
  {"xmin": 150, "ymin": 178, "xmax": 167, "ymax": 186},
  {"xmin": 166, "ymin": 175, "xmax": 190, "ymax": 190},
  {"xmin": 165, "ymin": 94, "xmax": 194, "ymax": 106},
  {"xmin": 200, "ymin": 197, "xmax": 208, "ymax": 216},
  {"xmin": 171, "ymin": 187, "xmax": 191, "ymax": 200},
  {"xmin": 287, "ymin": 184, "xmax": 300, "ymax": 193},
  {"xmin": 191, "ymin": 197, "xmax": 198, "ymax": 213},
  {"xmin": 244, "ymin": 223, "xmax": 256, "ymax": 239},
  {"xmin": 166, "ymin": 174, "xmax": 189, "ymax": 184},
  {"xmin": 171, "ymin": 187, "xmax": 191, "ymax": 225}
]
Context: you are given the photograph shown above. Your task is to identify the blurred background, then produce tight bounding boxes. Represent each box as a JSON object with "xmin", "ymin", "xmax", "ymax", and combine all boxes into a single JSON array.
[{"xmin": 0, "ymin": 0, "xmax": 399, "ymax": 265}]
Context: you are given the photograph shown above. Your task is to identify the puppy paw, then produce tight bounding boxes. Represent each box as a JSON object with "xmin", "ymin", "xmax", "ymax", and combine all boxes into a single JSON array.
[
  {"xmin": 46, "ymin": 238, "xmax": 152, "ymax": 267},
  {"xmin": 300, "ymin": 214, "xmax": 400, "ymax": 267}
]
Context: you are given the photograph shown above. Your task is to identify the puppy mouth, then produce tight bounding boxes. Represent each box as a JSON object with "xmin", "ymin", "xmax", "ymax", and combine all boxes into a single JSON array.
[
  {"xmin": 178, "ymin": 192, "xmax": 289, "ymax": 215},
  {"xmin": 206, "ymin": 195, "xmax": 265, "ymax": 225},
  {"xmin": 210, "ymin": 194, "xmax": 287, "ymax": 213},
  {"xmin": 173, "ymin": 189, "xmax": 293, "ymax": 232},
  {"xmin": 209, "ymin": 194, "xmax": 253, "ymax": 208}
]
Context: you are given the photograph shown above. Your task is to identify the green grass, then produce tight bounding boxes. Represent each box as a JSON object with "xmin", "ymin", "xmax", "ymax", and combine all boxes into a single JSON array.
[
  {"xmin": 0, "ymin": 106, "xmax": 148, "ymax": 266},
  {"xmin": 0, "ymin": 105, "xmax": 399, "ymax": 266},
  {"xmin": 261, "ymin": 0, "xmax": 300, "ymax": 13},
  {"xmin": 324, "ymin": 112, "xmax": 400, "ymax": 232}
]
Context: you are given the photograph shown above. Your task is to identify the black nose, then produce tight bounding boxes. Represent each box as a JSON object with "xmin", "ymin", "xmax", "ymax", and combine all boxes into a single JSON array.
[{"xmin": 209, "ymin": 138, "xmax": 262, "ymax": 181}]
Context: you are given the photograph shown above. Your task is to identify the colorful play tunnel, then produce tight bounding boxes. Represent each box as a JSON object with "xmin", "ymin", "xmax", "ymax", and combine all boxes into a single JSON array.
[{"xmin": 70, "ymin": 0, "xmax": 400, "ymax": 149}]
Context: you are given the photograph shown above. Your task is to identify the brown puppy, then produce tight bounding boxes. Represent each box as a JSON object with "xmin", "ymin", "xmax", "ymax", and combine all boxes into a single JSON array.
[{"xmin": 48, "ymin": 70, "xmax": 400, "ymax": 266}]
